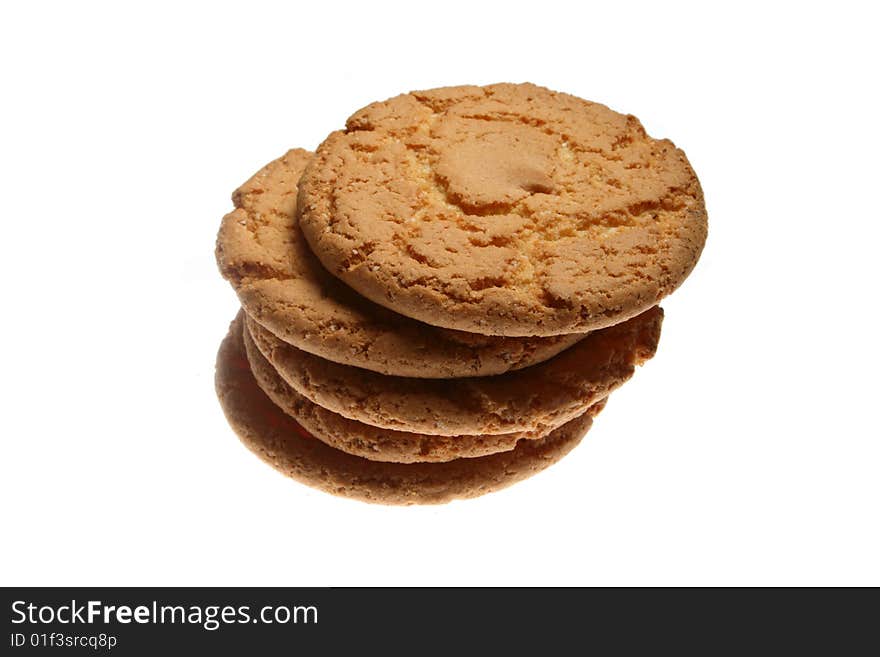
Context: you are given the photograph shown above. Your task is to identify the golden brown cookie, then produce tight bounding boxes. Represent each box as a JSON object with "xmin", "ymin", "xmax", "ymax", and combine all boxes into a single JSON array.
[
  {"xmin": 242, "ymin": 314, "xmax": 598, "ymax": 463},
  {"xmin": 216, "ymin": 314, "xmax": 601, "ymax": 505},
  {"xmin": 298, "ymin": 83, "xmax": 706, "ymax": 336},
  {"xmin": 246, "ymin": 306, "xmax": 662, "ymax": 436},
  {"xmin": 216, "ymin": 149, "xmax": 583, "ymax": 378}
]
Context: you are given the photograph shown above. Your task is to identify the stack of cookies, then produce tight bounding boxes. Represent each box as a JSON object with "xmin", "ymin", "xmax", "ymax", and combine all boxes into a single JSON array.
[{"xmin": 215, "ymin": 83, "xmax": 707, "ymax": 505}]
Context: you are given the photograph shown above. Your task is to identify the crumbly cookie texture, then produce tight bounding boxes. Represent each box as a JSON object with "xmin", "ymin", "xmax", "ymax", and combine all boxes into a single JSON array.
[
  {"xmin": 216, "ymin": 149, "xmax": 583, "ymax": 378},
  {"xmin": 242, "ymin": 317, "xmax": 595, "ymax": 463},
  {"xmin": 298, "ymin": 83, "xmax": 706, "ymax": 336},
  {"xmin": 216, "ymin": 314, "xmax": 599, "ymax": 505},
  {"xmin": 246, "ymin": 306, "xmax": 662, "ymax": 436}
]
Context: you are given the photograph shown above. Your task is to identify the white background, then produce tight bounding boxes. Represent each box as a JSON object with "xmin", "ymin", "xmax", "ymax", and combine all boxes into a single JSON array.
[{"xmin": 2, "ymin": 1, "xmax": 877, "ymax": 586}]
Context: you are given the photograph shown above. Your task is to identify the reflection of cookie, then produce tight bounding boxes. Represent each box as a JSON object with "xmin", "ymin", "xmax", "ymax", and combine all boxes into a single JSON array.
[
  {"xmin": 242, "ymin": 314, "xmax": 601, "ymax": 463},
  {"xmin": 216, "ymin": 315, "xmax": 600, "ymax": 504},
  {"xmin": 247, "ymin": 306, "xmax": 662, "ymax": 436},
  {"xmin": 216, "ymin": 149, "xmax": 582, "ymax": 378},
  {"xmin": 298, "ymin": 83, "xmax": 706, "ymax": 336}
]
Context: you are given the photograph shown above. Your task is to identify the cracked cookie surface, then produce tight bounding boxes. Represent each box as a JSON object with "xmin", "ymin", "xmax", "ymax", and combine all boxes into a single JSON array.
[
  {"xmin": 216, "ymin": 149, "xmax": 582, "ymax": 378},
  {"xmin": 298, "ymin": 83, "xmax": 707, "ymax": 336},
  {"xmin": 216, "ymin": 314, "xmax": 599, "ymax": 505},
  {"xmin": 246, "ymin": 306, "xmax": 663, "ymax": 436}
]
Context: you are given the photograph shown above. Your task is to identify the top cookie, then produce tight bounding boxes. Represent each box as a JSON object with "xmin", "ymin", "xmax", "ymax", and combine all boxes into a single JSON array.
[
  {"xmin": 298, "ymin": 83, "xmax": 707, "ymax": 336},
  {"xmin": 216, "ymin": 149, "xmax": 582, "ymax": 378}
]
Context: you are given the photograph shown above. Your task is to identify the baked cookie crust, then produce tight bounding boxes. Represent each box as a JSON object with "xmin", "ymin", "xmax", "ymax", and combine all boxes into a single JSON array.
[
  {"xmin": 242, "ymin": 314, "xmax": 588, "ymax": 463},
  {"xmin": 216, "ymin": 149, "xmax": 583, "ymax": 377},
  {"xmin": 215, "ymin": 314, "xmax": 600, "ymax": 505},
  {"xmin": 246, "ymin": 306, "xmax": 662, "ymax": 436},
  {"xmin": 298, "ymin": 83, "xmax": 706, "ymax": 336}
]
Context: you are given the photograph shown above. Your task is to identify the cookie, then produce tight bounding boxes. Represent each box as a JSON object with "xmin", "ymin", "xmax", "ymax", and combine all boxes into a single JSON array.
[
  {"xmin": 241, "ymin": 313, "xmax": 600, "ymax": 463},
  {"xmin": 246, "ymin": 305, "xmax": 662, "ymax": 436},
  {"xmin": 216, "ymin": 314, "xmax": 601, "ymax": 504},
  {"xmin": 216, "ymin": 149, "xmax": 583, "ymax": 378},
  {"xmin": 298, "ymin": 83, "xmax": 706, "ymax": 336}
]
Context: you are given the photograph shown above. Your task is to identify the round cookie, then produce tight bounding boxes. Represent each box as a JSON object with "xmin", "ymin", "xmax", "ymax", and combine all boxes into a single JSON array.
[
  {"xmin": 216, "ymin": 149, "xmax": 583, "ymax": 378},
  {"xmin": 216, "ymin": 314, "xmax": 601, "ymax": 505},
  {"xmin": 242, "ymin": 315, "xmax": 597, "ymax": 463},
  {"xmin": 246, "ymin": 305, "xmax": 662, "ymax": 436},
  {"xmin": 298, "ymin": 83, "xmax": 707, "ymax": 336}
]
